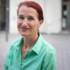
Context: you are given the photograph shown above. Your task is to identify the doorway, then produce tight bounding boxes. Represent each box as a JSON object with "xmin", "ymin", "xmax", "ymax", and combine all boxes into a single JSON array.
[
  {"xmin": 0, "ymin": 0, "xmax": 6, "ymax": 31},
  {"xmin": 0, "ymin": 0, "xmax": 9, "ymax": 41},
  {"xmin": 62, "ymin": 0, "xmax": 70, "ymax": 31}
]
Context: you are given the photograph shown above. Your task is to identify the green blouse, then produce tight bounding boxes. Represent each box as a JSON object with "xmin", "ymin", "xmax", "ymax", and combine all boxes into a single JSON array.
[{"xmin": 4, "ymin": 34, "xmax": 56, "ymax": 70}]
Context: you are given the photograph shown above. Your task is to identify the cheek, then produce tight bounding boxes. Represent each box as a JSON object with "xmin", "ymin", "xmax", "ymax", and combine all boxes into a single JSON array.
[
  {"xmin": 31, "ymin": 23, "xmax": 39, "ymax": 32},
  {"xmin": 33, "ymin": 21, "xmax": 40, "ymax": 29},
  {"xmin": 17, "ymin": 22, "xmax": 19, "ymax": 27},
  {"xmin": 17, "ymin": 23, "xmax": 21, "ymax": 30},
  {"xmin": 17, "ymin": 20, "xmax": 21, "ymax": 28}
]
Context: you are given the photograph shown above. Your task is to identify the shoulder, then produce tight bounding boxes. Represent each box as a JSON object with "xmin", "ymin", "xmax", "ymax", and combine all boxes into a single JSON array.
[
  {"xmin": 41, "ymin": 37, "xmax": 56, "ymax": 70},
  {"xmin": 40, "ymin": 35, "xmax": 56, "ymax": 57},
  {"xmin": 8, "ymin": 36, "xmax": 22, "ymax": 52}
]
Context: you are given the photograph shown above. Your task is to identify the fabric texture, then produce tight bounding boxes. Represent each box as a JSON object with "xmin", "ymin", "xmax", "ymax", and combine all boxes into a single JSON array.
[{"xmin": 4, "ymin": 34, "xmax": 56, "ymax": 70}]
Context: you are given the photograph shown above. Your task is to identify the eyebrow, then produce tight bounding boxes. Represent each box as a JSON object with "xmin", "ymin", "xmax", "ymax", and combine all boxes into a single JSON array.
[{"xmin": 18, "ymin": 14, "xmax": 35, "ymax": 20}]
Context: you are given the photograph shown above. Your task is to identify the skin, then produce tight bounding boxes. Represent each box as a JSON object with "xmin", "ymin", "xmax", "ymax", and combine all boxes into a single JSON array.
[{"xmin": 17, "ymin": 5, "xmax": 43, "ymax": 56}]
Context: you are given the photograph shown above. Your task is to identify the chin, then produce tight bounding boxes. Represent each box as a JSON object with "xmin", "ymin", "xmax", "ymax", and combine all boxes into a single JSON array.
[{"xmin": 20, "ymin": 32, "xmax": 29, "ymax": 37}]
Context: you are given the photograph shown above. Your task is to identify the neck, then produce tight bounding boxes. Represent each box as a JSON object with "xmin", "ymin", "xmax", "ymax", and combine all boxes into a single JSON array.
[{"xmin": 23, "ymin": 33, "xmax": 39, "ymax": 48}]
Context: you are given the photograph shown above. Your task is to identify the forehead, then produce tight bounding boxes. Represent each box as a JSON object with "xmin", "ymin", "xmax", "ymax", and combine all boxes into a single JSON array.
[{"xmin": 18, "ymin": 5, "xmax": 38, "ymax": 16}]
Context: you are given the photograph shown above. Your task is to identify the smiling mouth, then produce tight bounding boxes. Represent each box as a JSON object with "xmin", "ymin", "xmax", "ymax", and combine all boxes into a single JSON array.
[{"xmin": 20, "ymin": 28, "xmax": 29, "ymax": 32}]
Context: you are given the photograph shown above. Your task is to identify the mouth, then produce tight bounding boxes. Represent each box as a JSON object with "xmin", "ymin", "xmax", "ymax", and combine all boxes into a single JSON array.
[{"xmin": 20, "ymin": 28, "xmax": 30, "ymax": 32}]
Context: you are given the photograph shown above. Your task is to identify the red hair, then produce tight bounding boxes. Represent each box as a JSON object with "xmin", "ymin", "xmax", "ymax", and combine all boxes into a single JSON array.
[{"xmin": 17, "ymin": 1, "xmax": 44, "ymax": 21}]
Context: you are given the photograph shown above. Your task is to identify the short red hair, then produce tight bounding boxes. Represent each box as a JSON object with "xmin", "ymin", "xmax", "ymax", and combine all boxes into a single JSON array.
[{"xmin": 17, "ymin": 1, "xmax": 44, "ymax": 21}]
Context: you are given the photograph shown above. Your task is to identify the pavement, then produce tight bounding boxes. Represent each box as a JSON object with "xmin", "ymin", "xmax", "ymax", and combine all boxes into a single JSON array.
[{"xmin": 0, "ymin": 31, "xmax": 70, "ymax": 70}]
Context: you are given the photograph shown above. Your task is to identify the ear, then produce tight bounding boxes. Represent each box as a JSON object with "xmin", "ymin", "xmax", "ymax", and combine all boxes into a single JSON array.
[
  {"xmin": 38, "ymin": 20, "xmax": 43, "ymax": 28},
  {"xmin": 40, "ymin": 20, "xmax": 43, "ymax": 24}
]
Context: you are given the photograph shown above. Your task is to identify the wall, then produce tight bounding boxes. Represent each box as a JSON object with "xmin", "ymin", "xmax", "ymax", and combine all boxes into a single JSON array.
[
  {"xmin": 9, "ymin": 0, "xmax": 21, "ymax": 33},
  {"xmin": 42, "ymin": 0, "xmax": 62, "ymax": 33}
]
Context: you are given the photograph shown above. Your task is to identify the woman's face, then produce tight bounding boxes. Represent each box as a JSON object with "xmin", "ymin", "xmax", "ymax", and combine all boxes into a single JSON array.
[{"xmin": 17, "ymin": 5, "xmax": 42, "ymax": 37}]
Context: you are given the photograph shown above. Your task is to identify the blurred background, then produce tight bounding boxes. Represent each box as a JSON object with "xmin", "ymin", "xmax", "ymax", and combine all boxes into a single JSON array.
[{"xmin": 0, "ymin": 0, "xmax": 70, "ymax": 70}]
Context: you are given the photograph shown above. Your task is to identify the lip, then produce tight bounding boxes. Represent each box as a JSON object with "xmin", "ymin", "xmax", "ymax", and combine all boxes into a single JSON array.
[{"xmin": 20, "ymin": 28, "xmax": 30, "ymax": 32}]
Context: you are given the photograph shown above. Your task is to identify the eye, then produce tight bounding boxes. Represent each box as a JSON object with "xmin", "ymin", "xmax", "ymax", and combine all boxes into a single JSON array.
[
  {"xmin": 18, "ymin": 15, "xmax": 24, "ymax": 20},
  {"xmin": 27, "ymin": 16, "xmax": 34, "ymax": 21}
]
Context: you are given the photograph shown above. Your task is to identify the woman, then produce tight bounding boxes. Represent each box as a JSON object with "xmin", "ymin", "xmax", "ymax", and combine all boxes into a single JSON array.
[{"xmin": 4, "ymin": 1, "xmax": 56, "ymax": 70}]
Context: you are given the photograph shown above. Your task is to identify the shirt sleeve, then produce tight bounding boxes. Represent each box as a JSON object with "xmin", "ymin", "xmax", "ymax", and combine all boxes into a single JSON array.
[
  {"xmin": 4, "ymin": 45, "xmax": 13, "ymax": 70},
  {"xmin": 42, "ymin": 49, "xmax": 56, "ymax": 70}
]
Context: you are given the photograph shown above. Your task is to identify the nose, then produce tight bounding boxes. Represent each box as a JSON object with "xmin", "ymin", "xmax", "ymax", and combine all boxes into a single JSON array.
[{"xmin": 21, "ymin": 18, "xmax": 28, "ymax": 26}]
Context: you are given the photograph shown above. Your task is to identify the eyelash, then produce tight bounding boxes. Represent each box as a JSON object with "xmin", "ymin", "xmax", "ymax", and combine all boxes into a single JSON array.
[
  {"xmin": 18, "ymin": 16, "xmax": 34, "ymax": 21},
  {"xmin": 18, "ymin": 16, "xmax": 24, "ymax": 20}
]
